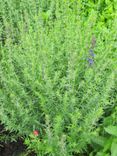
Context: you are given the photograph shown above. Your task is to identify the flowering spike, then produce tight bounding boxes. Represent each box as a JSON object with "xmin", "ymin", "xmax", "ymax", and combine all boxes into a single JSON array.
[
  {"xmin": 89, "ymin": 49, "xmax": 95, "ymax": 57},
  {"xmin": 87, "ymin": 58, "xmax": 94, "ymax": 65}
]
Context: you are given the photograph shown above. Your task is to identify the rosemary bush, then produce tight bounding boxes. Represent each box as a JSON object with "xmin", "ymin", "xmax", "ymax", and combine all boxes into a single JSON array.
[{"xmin": 0, "ymin": 0, "xmax": 117, "ymax": 155}]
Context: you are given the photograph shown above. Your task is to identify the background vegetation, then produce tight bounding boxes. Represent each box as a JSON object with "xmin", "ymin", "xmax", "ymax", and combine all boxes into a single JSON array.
[{"xmin": 0, "ymin": 0, "xmax": 117, "ymax": 155}]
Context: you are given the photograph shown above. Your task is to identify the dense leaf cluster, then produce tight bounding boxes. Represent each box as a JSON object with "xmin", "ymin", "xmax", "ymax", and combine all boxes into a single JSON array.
[{"xmin": 0, "ymin": 0, "xmax": 117, "ymax": 155}]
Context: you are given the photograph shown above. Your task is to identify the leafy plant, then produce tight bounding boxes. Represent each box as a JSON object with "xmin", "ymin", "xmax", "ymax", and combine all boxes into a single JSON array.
[
  {"xmin": 90, "ymin": 106, "xmax": 117, "ymax": 156},
  {"xmin": 0, "ymin": 0, "xmax": 117, "ymax": 155}
]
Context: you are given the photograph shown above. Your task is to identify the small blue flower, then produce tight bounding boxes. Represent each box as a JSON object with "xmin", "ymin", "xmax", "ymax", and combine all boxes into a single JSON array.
[
  {"xmin": 87, "ymin": 58, "xmax": 94, "ymax": 65},
  {"xmin": 89, "ymin": 49, "xmax": 93, "ymax": 53},
  {"xmin": 89, "ymin": 49, "xmax": 95, "ymax": 57}
]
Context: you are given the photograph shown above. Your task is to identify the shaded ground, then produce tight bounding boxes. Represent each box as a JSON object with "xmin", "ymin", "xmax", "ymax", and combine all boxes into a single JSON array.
[
  {"xmin": 0, "ymin": 124, "xmax": 36, "ymax": 156},
  {"xmin": 0, "ymin": 139, "xmax": 26, "ymax": 156}
]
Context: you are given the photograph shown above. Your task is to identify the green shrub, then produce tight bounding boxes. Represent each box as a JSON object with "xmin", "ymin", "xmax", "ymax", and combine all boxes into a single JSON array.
[
  {"xmin": 90, "ymin": 106, "xmax": 117, "ymax": 156},
  {"xmin": 0, "ymin": 0, "xmax": 117, "ymax": 155}
]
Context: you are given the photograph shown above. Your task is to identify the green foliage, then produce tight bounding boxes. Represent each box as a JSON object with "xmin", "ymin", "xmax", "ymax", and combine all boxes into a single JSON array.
[
  {"xmin": 90, "ymin": 106, "xmax": 117, "ymax": 156},
  {"xmin": 25, "ymin": 115, "xmax": 68, "ymax": 156},
  {"xmin": 80, "ymin": 0, "xmax": 116, "ymax": 26},
  {"xmin": 105, "ymin": 126, "xmax": 117, "ymax": 137},
  {"xmin": 0, "ymin": 0, "xmax": 117, "ymax": 155}
]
